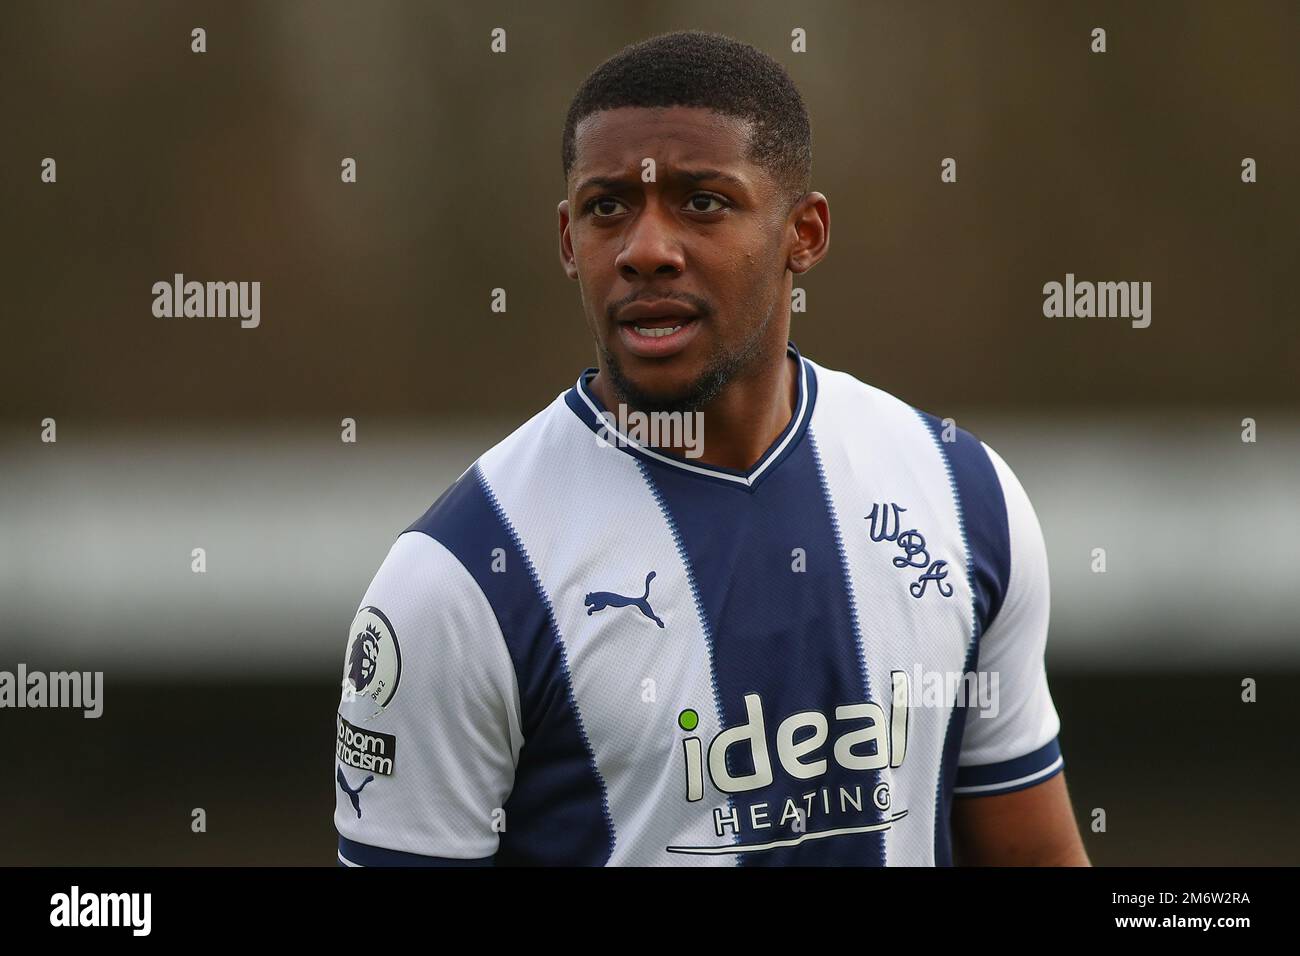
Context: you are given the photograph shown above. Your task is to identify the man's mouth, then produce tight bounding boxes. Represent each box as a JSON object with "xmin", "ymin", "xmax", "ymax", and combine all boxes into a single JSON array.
[
  {"xmin": 626, "ymin": 315, "xmax": 697, "ymax": 337},
  {"xmin": 615, "ymin": 301, "xmax": 703, "ymax": 358},
  {"xmin": 632, "ymin": 323, "xmax": 686, "ymax": 338},
  {"xmin": 616, "ymin": 315, "xmax": 702, "ymax": 358}
]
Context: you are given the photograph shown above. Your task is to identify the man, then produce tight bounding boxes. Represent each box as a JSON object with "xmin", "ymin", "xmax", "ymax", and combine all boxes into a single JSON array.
[{"xmin": 334, "ymin": 30, "xmax": 1089, "ymax": 866}]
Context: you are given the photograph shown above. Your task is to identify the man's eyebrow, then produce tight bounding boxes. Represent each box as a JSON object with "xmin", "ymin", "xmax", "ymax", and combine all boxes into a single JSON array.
[{"xmin": 574, "ymin": 168, "xmax": 749, "ymax": 195}]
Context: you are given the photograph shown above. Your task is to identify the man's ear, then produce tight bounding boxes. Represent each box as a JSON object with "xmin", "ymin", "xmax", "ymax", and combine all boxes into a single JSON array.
[
  {"xmin": 787, "ymin": 191, "xmax": 830, "ymax": 275},
  {"xmin": 558, "ymin": 198, "xmax": 578, "ymax": 280}
]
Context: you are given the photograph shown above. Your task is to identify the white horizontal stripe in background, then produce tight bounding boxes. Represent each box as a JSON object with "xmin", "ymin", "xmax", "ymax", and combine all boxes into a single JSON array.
[{"xmin": 1, "ymin": 415, "xmax": 1295, "ymax": 675}]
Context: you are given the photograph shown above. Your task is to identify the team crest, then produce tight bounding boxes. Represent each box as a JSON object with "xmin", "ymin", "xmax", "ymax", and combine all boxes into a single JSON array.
[
  {"xmin": 866, "ymin": 502, "xmax": 954, "ymax": 599},
  {"xmin": 341, "ymin": 606, "xmax": 402, "ymax": 717}
]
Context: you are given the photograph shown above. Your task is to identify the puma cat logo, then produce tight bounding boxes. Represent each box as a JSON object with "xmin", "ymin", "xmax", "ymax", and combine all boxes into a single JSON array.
[
  {"xmin": 585, "ymin": 570, "xmax": 665, "ymax": 628},
  {"xmin": 337, "ymin": 766, "xmax": 375, "ymax": 818}
]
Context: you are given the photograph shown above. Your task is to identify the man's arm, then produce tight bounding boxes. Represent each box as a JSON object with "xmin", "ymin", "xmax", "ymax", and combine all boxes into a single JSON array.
[
  {"xmin": 946, "ymin": 440, "xmax": 1086, "ymax": 865},
  {"xmin": 952, "ymin": 772, "xmax": 1090, "ymax": 866},
  {"xmin": 334, "ymin": 531, "xmax": 523, "ymax": 866}
]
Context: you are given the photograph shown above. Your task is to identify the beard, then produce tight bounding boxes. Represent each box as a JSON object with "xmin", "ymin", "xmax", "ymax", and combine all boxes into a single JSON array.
[{"xmin": 602, "ymin": 310, "xmax": 774, "ymax": 415}]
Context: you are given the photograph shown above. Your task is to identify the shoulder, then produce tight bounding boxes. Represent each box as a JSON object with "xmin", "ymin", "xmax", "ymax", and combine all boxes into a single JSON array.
[
  {"xmin": 341, "ymin": 391, "xmax": 576, "ymax": 665},
  {"xmin": 370, "ymin": 388, "xmax": 598, "ymax": 665},
  {"xmin": 804, "ymin": 354, "xmax": 1035, "ymax": 630},
  {"xmin": 804, "ymin": 354, "xmax": 1010, "ymax": 487},
  {"xmin": 805, "ymin": 355, "xmax": 985, "ymax": 462},
  {"xmin": 404, "ymin": 388, "xmax": 580, "ymax": 546}
]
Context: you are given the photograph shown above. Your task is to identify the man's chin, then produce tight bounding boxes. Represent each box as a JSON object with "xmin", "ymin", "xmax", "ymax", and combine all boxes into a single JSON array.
[
  {"xmin": 607, "ymin": 361, "xmax": 726, "ymax": 415},
  {"xmin": 622, "ymin": 390, "xmax": 699, "ymax": 416}
]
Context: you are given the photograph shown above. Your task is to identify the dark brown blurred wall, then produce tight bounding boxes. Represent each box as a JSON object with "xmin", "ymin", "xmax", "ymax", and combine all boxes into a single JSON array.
[{"xmin": 2, "ymin": 0, "xmax": 1297, "ymax": 425}]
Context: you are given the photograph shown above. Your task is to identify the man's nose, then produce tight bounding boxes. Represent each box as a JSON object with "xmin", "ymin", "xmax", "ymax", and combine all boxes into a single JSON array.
[{"xmin": 615, "ymin": 203, "xmax": 686, "ymax": 279}]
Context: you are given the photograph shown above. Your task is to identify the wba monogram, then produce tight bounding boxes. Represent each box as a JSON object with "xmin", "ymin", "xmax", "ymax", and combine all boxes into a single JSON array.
[{"xmin": 865, "ymin": 503, "xmax": 953, "ymax": 598}]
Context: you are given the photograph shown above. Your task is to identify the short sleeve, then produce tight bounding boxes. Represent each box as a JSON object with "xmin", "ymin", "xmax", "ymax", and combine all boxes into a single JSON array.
[
  {"xmin": 334, "ymin": 531, "xmax": 524, "ymax": 865},
  {"xmin": 952, "ymin": 443, "xmax": 1064, "ymax": 797}
]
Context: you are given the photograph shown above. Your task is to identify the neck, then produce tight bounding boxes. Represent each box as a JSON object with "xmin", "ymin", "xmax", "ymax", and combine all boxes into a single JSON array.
[{"xmin": 590, "ymin": 345, "xmax": 799, "ymax": 472}]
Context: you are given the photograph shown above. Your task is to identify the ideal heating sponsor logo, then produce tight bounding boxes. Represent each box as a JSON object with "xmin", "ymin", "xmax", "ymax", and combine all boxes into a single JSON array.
[
  {"xmin": 666, "ymin": 673, "xmax": 912, "ymax": 854},
  {"xmin": 336, "ymin": 712, "xmax": 396, "ymax": 776}
]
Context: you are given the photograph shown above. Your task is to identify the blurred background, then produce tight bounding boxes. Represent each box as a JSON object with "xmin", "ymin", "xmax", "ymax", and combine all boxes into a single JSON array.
[{"xmin": 1, "ymin": 0, "xmax": 1297, "ymax": 864}]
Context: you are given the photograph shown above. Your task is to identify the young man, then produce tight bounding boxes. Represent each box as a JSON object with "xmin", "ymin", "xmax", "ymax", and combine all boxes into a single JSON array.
[{"xmin": 334, "ymin": 30, "xmax": 1089, "ymax": 866}]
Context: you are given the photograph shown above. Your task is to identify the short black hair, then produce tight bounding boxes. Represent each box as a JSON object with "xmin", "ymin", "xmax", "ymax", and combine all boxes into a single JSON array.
[{"xmin": 562, "ymin": 30, "xmax": 812, "ymax": 211}]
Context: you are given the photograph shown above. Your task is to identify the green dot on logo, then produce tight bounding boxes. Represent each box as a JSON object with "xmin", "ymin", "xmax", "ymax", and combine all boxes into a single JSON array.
[{"xmin": 678, "ymin": 708, "xmax": 699, "ymax": 732}]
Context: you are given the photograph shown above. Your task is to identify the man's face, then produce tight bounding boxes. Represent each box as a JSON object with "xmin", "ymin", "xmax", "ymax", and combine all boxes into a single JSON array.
[{"xmin": 559, "ymin": 106, "xmax": 797, "ymax": 412}]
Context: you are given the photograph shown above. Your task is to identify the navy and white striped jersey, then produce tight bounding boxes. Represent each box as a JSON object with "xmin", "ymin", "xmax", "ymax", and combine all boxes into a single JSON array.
[{"xmin": 334, "ymin": 342, "xmax": 1063, "ymax": 866}]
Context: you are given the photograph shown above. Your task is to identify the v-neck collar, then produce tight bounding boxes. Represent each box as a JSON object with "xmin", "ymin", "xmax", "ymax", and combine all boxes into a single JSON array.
[{"xmin": 562, "ymin": 341, "xmax": 817, "ymax": 491}]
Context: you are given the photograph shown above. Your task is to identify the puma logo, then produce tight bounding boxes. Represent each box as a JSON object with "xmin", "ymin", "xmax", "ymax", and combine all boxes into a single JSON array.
[
  {"xmin": 337, "ymin": 766, "xmax": 375, "ymax": 818},
  {"xmin": 584, "ymin": 570, "xmax": 665, "ymax": 628}
]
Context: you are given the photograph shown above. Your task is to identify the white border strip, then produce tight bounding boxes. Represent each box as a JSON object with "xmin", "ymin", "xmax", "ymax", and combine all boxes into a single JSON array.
[{"xmin": 951, "ymin": 755, "xmax": 1064, "ymax": 795}]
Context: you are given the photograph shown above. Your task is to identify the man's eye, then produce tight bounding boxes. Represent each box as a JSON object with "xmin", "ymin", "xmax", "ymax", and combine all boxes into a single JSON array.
[
  {"xmin": 585, "ymin": 194, "xmax": 726, "ymax": 217},
  {"xmin": 687, "ymin": 194, "xmax": 726, "ymax": 213}
]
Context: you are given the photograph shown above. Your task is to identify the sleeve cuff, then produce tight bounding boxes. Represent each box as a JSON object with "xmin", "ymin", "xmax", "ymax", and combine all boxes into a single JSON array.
[
  {"xmin": 338, "ymin": 834, "xmax": 495, "ymax": 867},
  {"xmin": 952, "ymin": 737, "xmax": 1064, "ymax": 796}
]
